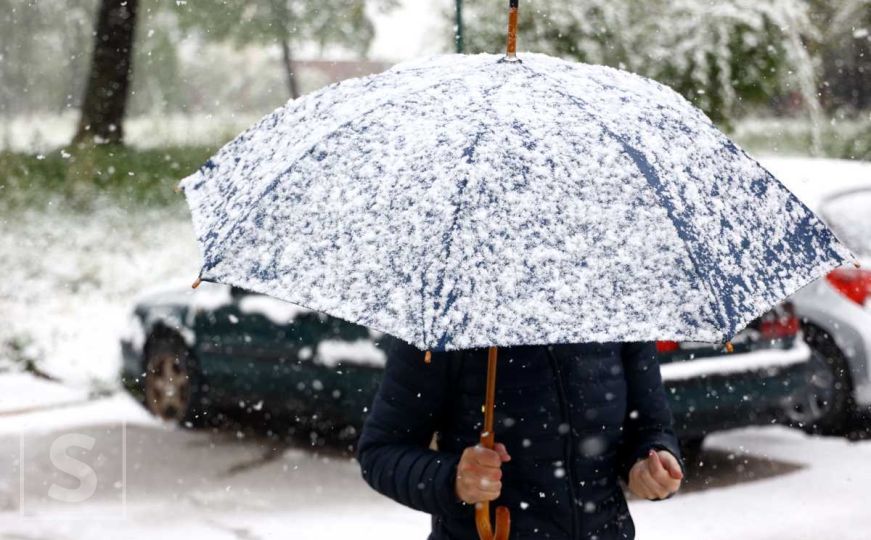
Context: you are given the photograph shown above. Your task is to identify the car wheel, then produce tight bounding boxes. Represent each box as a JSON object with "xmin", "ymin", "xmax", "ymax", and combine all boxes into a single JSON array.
[
  {"xmin": 144, "ymin": 336, "xmax": 208, "ymax": 427},
  {"xmin": 789, "ymin": 324, "xmax": 854, "ymax": 435}
]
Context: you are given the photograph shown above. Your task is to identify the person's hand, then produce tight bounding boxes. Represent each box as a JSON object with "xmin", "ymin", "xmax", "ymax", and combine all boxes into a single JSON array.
[
  {"xmin": 455, "ymin": 443, "xmax": 511, "ymax": 504},
  {"xmin": 628, "ymin": 449, "xmax": 683, "ymax": 500}
]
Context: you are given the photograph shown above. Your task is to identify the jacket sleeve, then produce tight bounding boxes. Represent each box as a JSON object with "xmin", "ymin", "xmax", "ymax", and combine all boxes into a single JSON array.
[
  {"xmin": 618, "ymin": 341, "xmax": 685, "ymax": 483},
  {"xmin": 356, "ymin": 339, "xmax": 471, "ymax": 518}
]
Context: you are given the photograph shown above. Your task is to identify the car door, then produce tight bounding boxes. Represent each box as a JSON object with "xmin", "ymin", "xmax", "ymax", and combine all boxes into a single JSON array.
[
  {"xmin": 194, "ymin": 287, "xmax": 310, "ymax": 411},
  {"xmin": 296, "ymin": 315, "xmax": 388, "ymax": 431},
  {"xmin": 655, "ymin": 303, "xmax": 807, "ymax": 438}
]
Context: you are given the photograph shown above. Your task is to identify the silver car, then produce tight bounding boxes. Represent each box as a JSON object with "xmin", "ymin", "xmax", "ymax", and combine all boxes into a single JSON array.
[{"xmin": 789, "ymin": 185, "xmax": 871, "ymax": 433}]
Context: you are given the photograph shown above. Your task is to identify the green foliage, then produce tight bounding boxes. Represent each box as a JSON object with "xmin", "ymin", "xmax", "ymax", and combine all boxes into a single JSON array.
[
  {"xmin": 810, "ymin": 0, "xmax": 871, "ymax": 113},
  {"xmin": 0, "ymin": 146, "xmax": 214, "ymax": 211},
  {"xmin": 0, "ymin": 0, "xmax": 396, "ymax": 115},
  {"xmin": 173, "ymin": 0, "xmax": 394, "ymax": 54},
  {"xmin": 129, "ymin": 1, "xmax": 185, "ymax": 115},
  {"xmin": 456, "ymin": 0, "xmax": 819, "ymax": 125},
  {"xmin": 730, "ymin": 118, "xmax": 871, "ymax": 160}
]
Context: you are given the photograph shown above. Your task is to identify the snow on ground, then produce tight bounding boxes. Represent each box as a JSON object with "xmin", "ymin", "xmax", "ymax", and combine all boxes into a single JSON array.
[
  {"xmin": 0, "ymin": 394, "xmax": 869, "ymax": 539},
  {"xmin": 0, "ymin": 206, "xmax": 200, "ymax": 387},
  {"xmin": 0, "ymin": 112, "xmax": 261, "ymax": 153},
  {"xmin": 0, "ymin": 373, "xmax": 89, "ymax": 415},
  {"xmin": 635, "ymin": 427, "xmax": 871, "ymax": 540},
  {"xmin": 0, "ymin": 388, "xmax": 157, "ymax": 436}
]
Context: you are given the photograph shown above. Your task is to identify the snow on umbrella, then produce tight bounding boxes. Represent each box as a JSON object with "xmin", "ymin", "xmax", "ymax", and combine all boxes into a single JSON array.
[
  {"xmin": 178, "ymin": 2, "xmax": 852, "ymax": 538},
  {"xmin": 180, "ymin": 55, "xmax": 853, "ymax": 349}
]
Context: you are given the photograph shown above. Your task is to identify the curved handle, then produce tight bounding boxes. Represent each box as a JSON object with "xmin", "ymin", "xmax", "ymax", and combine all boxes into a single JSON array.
[{"xmin": 476, "ymin": 502, "xmax": 511, "ymax": 540}]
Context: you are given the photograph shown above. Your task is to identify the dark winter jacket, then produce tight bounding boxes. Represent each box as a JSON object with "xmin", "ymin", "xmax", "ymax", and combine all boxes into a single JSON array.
[{"xmin": 357, "ymin": 340, "xmax": 683, "ymax": 540}]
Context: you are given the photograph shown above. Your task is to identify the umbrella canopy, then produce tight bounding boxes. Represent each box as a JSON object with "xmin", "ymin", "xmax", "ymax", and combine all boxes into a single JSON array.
[{"xmin": 180, "ymin": 52, "xmax": 852, "ymax": 351}]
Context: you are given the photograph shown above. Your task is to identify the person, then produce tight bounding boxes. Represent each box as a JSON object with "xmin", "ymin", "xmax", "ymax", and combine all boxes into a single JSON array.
[{"xmin": 357, "ymin": 340, "xmax": 684, "ymax": 539}]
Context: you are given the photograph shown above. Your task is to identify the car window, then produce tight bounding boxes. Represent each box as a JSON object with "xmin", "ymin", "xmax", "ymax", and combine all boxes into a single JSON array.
[{"xmin": 820, "ymin": 189, "xmax": 871, "ymax": 257}]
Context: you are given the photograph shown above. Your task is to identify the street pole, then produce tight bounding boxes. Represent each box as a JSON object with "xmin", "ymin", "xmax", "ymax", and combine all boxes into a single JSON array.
[{"xmin": 455, "ymin": 0, "xmax": 464, "ymax": 53}]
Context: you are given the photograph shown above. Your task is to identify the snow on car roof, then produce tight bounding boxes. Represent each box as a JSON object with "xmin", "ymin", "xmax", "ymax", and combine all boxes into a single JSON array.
[{"xmin": 820, "ymin": 189, "xmax": 871, "ymax": 258}]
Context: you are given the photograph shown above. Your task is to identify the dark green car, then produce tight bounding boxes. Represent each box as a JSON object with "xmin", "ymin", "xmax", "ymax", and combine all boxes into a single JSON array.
[{"xmin": 121, "ymin": 283, "xmax": 817, "ymax": 451}]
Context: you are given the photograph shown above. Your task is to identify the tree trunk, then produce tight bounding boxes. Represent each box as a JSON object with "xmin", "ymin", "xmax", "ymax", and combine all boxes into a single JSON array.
[
  {"xmin": 267, "ymin": 0, "xmax": 299, "ymax": 100},
  {"xmin": 73, "ymin": 0, "xmax": 138, "ymax": 145},
  {"xmin": 280, "ymin": 37, "xmax": 300, "ymax": 100}
]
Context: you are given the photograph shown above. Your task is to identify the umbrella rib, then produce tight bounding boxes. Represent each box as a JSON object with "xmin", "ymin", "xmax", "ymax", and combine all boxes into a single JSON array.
[
  {"xmin": 195, "ymin": 74, "xmax": 480, "ymax": 276},
  {"xmin": 519, "ymin": 64, "xmax": 730, "ymax": 338},
  {"xmin": 428, "ymin": 129, "xmax": 486, "ymax": 350},
  {"xmin": 428, "ymin": 82, "xmax": 505, "ymax": 350}
]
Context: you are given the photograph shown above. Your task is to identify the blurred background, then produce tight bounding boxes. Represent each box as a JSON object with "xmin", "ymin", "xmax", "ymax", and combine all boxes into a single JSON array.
[{"xmin": 1, "ymin": 1, "xmax": 870, "ymax": 539}]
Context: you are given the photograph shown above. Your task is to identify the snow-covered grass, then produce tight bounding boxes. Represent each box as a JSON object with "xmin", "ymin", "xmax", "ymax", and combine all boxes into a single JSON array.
[
  {"xmin": 3, "ymin": 112, "xmax": 868, "ymax": 161},
  {"xmin": 731, "ymin": 116, "xmax": 871, "ymax": 160},
  {"xmin": 0, "ymin": 378, "xmax": 158, "ymax": 435},
  {"xmin": 0, "ymin": 206, "xmax": 200, "ymax": 388},
  {"xmin": 0, "ymin": 373, "xmax": 89, "ymax": 415},
  {"xmin": 0, "ymin": 146, "xmax": 215, "ymax": 210},
  {"xmin": 0, "ymin": 112, "xmax": 262, "ymax": 154}
]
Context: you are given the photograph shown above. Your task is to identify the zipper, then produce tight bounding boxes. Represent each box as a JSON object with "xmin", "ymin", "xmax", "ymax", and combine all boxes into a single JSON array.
[{"xmin": 547, "ymin": 347, "xmax": 580, "ymax": 540}]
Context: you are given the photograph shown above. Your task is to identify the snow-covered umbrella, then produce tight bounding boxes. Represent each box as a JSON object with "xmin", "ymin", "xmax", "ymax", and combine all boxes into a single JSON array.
[{"xmin": 179, "ymin": 2, "xmax": 853, "ymax": 538}]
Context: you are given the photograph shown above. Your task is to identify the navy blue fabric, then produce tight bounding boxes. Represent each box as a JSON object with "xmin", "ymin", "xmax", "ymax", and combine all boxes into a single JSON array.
[{"xmin": 358, "ymin": 340, "xmax": 683, "ymax": 540}]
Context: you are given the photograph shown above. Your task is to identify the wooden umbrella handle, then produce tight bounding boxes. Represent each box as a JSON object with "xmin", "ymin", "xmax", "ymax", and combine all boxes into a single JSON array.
[{"xmin": 475, "ymin": 347, "xmax": 511, "ymax": 540}]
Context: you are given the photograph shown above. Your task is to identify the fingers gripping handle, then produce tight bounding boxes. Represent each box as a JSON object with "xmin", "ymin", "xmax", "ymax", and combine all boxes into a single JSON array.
[{"xmin": 475, "ymin": 347, "xmax": 511, "ymax": 540}]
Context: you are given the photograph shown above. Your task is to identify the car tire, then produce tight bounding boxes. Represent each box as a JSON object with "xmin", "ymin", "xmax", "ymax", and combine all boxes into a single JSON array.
[
  {"xmin": 143, "ymin": 335, "xmax": 209, "ymax": 427},
  {"xmin": 790, "ymin": 324, "xmax": 854, "ymax": 435}
]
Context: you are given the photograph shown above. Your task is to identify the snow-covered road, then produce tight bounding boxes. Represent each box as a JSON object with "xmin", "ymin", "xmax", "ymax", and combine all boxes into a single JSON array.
[{"xmin": 1, "ymin": 375, "xmax": 869, "ymax": 540}]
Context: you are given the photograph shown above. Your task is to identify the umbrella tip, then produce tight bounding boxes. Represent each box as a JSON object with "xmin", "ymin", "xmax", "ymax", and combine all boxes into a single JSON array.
[
  {"xmin": 853, "ymin": 259, "xmax": 862, "ymax": 268},
  {"xmin": 725, "ymin": 341, "xmax": 734, "ymax": 353},
  {"xmin": 424, "ymin": 350, "xmax": 432, "ymax": 364},
  {"xmin": 191, "ymin": 276, "xmax": 202, "ymax": 289}
]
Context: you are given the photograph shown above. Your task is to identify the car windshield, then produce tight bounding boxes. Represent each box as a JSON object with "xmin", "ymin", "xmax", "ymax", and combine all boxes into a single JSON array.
[{"xmin": 820, "ymin": 189, "xmax": 871, "ymax": 258}]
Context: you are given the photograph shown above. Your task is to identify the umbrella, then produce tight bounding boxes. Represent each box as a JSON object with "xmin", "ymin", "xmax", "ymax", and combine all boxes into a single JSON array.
[{"xmin": 179, "ymin": 2, "xmax": 854, "ymax": 538}]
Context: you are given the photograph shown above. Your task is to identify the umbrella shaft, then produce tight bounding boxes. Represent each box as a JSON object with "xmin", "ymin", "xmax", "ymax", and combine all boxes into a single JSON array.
[
  {"xmin": 506, "ymin": 1, "xmax": 518, "ymax": 58},
  {"xmin": 481, "ymin": 346, "xmax": 498, "ymax": 449},
  {"xmin": 476, "ymin": 346, "xmax": 510, "ymax": 540}
]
